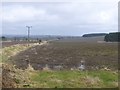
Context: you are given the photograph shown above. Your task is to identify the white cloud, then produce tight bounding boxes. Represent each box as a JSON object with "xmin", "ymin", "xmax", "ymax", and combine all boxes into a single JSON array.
[
  {"xmin": 87, "ymin": 8, "xmax": 117, "ymax": 25},
  {"xmin": 3, "ymin": 5, "xmax": 60, "ymax": 22}
]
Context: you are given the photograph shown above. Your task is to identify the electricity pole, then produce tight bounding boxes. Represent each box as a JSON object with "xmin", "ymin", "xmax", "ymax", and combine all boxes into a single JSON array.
[
  {"xmin": 26, "ymin": 26, "xmax": 32, "ymax": 46},
  {"xmin": 26, "ymin": 26, "xmax": 32, "ymax": 68}
]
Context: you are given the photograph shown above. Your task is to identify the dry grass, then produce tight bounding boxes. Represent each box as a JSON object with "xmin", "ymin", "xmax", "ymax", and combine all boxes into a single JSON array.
[{"xmin": 0, "ymin": 42, "xmax": 47, "ymax": 63}]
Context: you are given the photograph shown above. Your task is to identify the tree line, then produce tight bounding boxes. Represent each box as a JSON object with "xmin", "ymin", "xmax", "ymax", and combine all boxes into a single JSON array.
[{"xmin": 104, "ymin": 32, "xmax": 120, "ymax": 42}]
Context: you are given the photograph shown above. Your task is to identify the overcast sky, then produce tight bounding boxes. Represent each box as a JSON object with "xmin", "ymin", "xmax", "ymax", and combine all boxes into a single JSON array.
[{"xmin": 1, "ymin": 0, "xmax": 119, "ymax": 36}]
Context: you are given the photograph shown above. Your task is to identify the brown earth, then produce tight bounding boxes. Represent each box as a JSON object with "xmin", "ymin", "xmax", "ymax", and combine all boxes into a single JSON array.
[
  {"xmin": 9, "ymin": 41, "xmax": 118, "ymax": 70},
  {"xmin": 2, "ymin": 63, "xmax": 33, "ymax": 88},
  {"xmin": 2, "ymin": 64, "xmax": 18, "ymax": 88}
]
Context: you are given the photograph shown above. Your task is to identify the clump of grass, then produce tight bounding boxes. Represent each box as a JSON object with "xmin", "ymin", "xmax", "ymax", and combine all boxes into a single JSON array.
[{"xmin": 26, "ymin": 64, "xmax": 35, "ymax": 71}]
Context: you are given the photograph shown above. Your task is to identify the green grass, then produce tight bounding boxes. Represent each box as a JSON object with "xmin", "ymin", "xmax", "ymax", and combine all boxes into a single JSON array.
[{"xmin": 30, "ymin": 70, "xmax": 118, "ymax": 88}]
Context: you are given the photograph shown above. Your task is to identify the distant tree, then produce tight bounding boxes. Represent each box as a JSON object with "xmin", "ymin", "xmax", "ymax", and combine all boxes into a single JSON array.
[
  {"xmin": 82, "ymin": 33, "xmax": 107, "ymax": 37},
  {"xmin": 104, "ymin": 34, "xmax": 109, "ymax": 42},
  {"xmin": 57, "ymin": 37, "xmax": 61, "ymax": 40},
  {"xmin": 39, "ymin": 39, "xmax": 42, "ymax": 44},
  {"xmin": 104, "ymin": 32, "xmax": 120, "ymax": 42},
  {"xmin": 1, "ymin": 36, "xmax": 7, "ymax": 41}
]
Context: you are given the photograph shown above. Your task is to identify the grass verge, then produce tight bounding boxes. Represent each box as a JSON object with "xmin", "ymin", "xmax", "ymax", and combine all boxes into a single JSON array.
[
  {"xmin": 0, "ymin": 43, "xmax": 38, "ymax": 63},
  {"xmin": 30, "ymin": 70, "xmax": 118, "ymax": 88}
]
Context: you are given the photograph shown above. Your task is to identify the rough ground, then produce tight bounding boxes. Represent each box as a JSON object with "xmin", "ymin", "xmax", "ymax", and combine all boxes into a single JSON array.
[
  {"xmin": 1, "ymin": 63, "xmax": 118, "ymax": 88},
  {"xmin": 2, "ymin": 64, "xmax": 18, "ymax": 88},
  {"xmin": 2, "ymin": 63, "xmax": 34, "ymax": 88},
  {"xmin": 10, "ymin": 41, "xmax": 118, "ymax": 70},
  {"xmin": 1, "ymin": 41, "xmax": 48, "ymax": 88},
  {"xmin": 1, "ymin": 40, "xmax": 118, "ymax": 88}
]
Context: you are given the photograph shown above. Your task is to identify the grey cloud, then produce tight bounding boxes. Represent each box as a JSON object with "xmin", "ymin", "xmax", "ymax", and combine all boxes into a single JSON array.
[{"xmin": 2, "ymin": 1, "xmax": 118, "ymax": 36}]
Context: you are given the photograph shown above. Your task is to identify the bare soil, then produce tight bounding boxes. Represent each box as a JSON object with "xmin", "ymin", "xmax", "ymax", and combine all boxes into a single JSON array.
[
  {"xmin": 9, "ymin": 41, "xmax": 118, "ymax": 70},
  {"xmin": 2, "ymin": 64, "xmax": 17, "ymax": 88}
]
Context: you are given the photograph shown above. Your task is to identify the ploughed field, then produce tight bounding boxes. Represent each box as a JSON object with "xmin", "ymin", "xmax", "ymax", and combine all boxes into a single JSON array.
[{"xmin": 9, "ymin": 40, "xmax": 118, "ymax": 70}]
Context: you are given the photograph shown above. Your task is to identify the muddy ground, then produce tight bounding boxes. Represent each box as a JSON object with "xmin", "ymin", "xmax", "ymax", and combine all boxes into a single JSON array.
[{"xmin": 9, "ymin": 40, "xmax": 118, "ymax": 70}]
